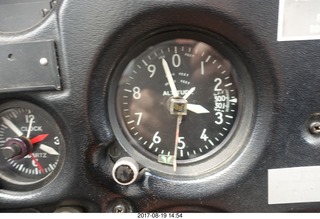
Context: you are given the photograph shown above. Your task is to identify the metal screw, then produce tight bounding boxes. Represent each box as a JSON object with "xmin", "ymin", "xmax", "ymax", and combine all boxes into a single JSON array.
[
  {"xmin": 309, "ymin": 122, "xmax": 320, "ymax": 134},
  {"xmin": 40, "ymin": 58, "xmax": 48, "ymax": 66},
  {"xmin": 41, "ymin": 8, "xmax": 50, "ymax": 17},
  {"xmin": 113, "ymin": 204, "xmax": 127, "ymax": 213},
  {"xmin": 50, "ymin": 0, "xmax": 58, "ymax": 8},
  {"xmin": 115, "ymin": 165, "xmax": 134, "ymax": 184},
  {"xmin": 107, "ymin": 199, "xmax": 134, "ymax": 213}
]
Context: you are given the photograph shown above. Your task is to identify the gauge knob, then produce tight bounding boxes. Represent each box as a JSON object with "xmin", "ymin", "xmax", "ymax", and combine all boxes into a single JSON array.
[
  {"xmin": 0, "ymin": 137, "xmax": 32, "ymax": 160},
  {"xmin": 112, "ymin": 157, "xmax": 140, "ymax": 185},
  {"xmin": 0, "ymin": 143, "xmax": 21, "ymax": 159}
]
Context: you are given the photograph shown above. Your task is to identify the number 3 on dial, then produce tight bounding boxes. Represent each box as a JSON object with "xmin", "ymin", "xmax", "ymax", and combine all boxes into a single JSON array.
[{"xmin": 215, "ymin": 112, "xmax": 223, "ymax": 125}]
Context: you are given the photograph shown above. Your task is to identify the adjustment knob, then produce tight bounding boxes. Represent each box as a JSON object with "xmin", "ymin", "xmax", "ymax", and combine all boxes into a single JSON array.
[
  {"xmin": 112, "ymin": 157, "xmax": 139, "ymax": 185},
  {"xmin": 0, "ymin": 144, "xmax": 22, "ymax": 159},
  {"xmin": 0, "ymin": 137, "xmax": 32, "ymax": 160}
]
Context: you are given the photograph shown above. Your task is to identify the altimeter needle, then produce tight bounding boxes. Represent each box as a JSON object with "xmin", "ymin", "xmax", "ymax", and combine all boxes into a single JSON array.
[
  {"xmin": 183, "ymin": 87, "xmax": 195, "ymax": 100},
  {"xmin": 162, "ymin": 58, "xmax": 182, "ymax": 171},
  {"xmin": 162, "ymin": 58, "xmax": 179, "ymax": 97},
  {"xmin": 182, "ymin": 87, "xmax": 210, "ymax": 114},
  {"xmin": 173, "ymin": 115, "xmax": 182, "ymax": 172},
  {"xmin": 187, "ymin": 104, "xmax": 210, "ymax": 114}
]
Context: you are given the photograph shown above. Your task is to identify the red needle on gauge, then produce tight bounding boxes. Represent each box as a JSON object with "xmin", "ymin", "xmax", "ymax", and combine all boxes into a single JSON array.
[
  {"xmin": 30, "ymin": 134, "xmax": 49, "ymax": 144},
  {"xmin": 29, "ymin": 153, "xmax": 44, "ymax": 174},
  {"xmin": 29, "ymin": 134, "xmax": 48, "ymax": 174}
]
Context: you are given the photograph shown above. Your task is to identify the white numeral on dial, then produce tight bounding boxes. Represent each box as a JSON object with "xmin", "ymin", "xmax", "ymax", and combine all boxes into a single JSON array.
[
  {"xmin": 134, "ymin": 112, "xmax": 143, "ymax": 125},
  {"xmin": 200, "ymin": 129, "xmax": 209, "ymax": 141},
  {"xmin": 153, "ymin": 131, "xmax": 161, "ymax": 144},
  {"xmin": 172, "ymin": 54, "xmax": 181, "ymax": 67},
  {"xmin": 148, "ymin": 65, "xmax": 156, "ymax": 78},
  {"xmin": 177, "ymin": 137, "xmax": 186, "ymax": 149},
  {"xmin": 215, "ymin": 112, "xmax": 223, "ymax": 125},
  {"xmin": 214, "ymin": 78, "xmax": 222, "ymax": 91},
  {"xmin": 133, "ymin": 86, "xmax": 141, "ymax": 99}
]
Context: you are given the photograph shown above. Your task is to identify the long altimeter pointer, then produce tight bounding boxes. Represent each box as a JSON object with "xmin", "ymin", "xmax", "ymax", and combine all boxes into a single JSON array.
[
  {"xmin": 162, "ymin": 58, "xmax": 179, "ymax": 97},
  {"xmin": 173, "ymin": 115, "xmax": 182, "ymax": 172},
  {"xmin": 183, "ymin": 87, "xmax": 195, "ymax": 100}
]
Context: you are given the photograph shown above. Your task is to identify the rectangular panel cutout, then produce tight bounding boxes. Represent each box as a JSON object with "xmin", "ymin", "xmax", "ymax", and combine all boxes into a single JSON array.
[
  {"xmin": 278, "ymin": 0, "xmax": 320, "ymax": 41},
  {"xmin": 0, "ymin": 40, "xmax": 61, "ymax": 93},
  {"xmin": 269, "ymin": 166, "xmax": 320, "ymax": 204}
]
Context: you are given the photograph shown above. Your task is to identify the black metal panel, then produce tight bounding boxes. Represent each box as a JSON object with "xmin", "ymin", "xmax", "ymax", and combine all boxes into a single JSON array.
[{"xmin": 0, "ymin": 41, "xmax": 61, "ymax": 92}]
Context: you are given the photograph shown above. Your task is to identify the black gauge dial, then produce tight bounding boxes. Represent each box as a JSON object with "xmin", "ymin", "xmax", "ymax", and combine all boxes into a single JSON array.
[
  {"xmin": 113, "ymin": 36, "xmax": 240, "ymax": 170},
  {"xmin": 0, "ymin": 102, "xmax": 64, "ymax": 185}
]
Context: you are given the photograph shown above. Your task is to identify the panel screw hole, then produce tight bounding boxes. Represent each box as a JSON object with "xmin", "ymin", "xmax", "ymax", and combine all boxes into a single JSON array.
[{"xmin": 8, "ymin": 54, "xmax": 14, "ymax": 61}]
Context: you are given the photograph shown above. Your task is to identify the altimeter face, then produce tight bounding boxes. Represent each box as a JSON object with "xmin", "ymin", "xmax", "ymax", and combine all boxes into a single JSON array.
[{"xmin": 115, "ymin": 38, "xmax": 239, "ymax": 166}]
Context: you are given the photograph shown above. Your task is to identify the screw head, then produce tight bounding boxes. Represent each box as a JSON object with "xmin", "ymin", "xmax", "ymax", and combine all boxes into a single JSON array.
[
  {"xmin": 107, "ymin": 199, "xmax": 134, "ymax": 213},
  {"xmin": 115, "ymin": 165, "xmax": 134, "ymax": 184},
  {"xmin": 309, "ymin": 122, "xmax": 320, "ymax": 134},
  {"xmin": 113, "ymin": 204, "xmax": 127, "ymax": 213},
  {"xmin": 39, "ymin": 58, "xmax": 48, "ymax": 66}
]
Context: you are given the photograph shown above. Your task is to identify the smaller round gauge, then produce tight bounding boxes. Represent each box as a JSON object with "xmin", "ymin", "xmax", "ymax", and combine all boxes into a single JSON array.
[{"xmin": 0, "ymin": 101, "xmax": 65, "ymax": 186}]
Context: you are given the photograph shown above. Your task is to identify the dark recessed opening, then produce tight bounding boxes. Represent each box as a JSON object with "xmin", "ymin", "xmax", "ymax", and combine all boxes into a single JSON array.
[{"xmin": 7, "ymin": 54, "xmax": 14, "ymax": 61}]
